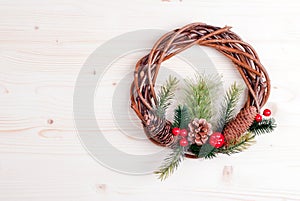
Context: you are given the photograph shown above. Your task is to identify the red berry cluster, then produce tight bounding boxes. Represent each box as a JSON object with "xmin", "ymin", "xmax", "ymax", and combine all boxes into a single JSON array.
[
  {"xmin": 172, "ymin": 127, "xmax": 188, "ymax": 147},
  {"xmin": 255, "ymin": 108, "xmax": 272, "ymax": 122}
]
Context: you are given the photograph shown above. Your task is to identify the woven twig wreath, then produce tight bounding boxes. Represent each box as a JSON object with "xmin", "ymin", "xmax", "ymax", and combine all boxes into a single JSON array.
[{"xmin": 130, "ymin": 23, "xmax": 276, "ymax": 179}]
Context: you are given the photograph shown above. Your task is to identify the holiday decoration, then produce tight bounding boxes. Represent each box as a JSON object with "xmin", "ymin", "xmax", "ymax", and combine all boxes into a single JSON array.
[
  {"xmin": 263, "ymin": 109, "xmax": 272, "ymax": 117},
  {"xmin": 188, "ymin": 118, "xmax": 212, "ymax": 146},
  {"xmin": 179, "ymin": 138, "xmax": 188, "ymax": 147},
  {"xmin": 223, "ymin": 106, "xmax": 257, "ymax": 145},
  {"xmin": 180, "ymin": 129, "xmax": 188, "ymax": 137},
  {"xmin": 209, "ymin": 132, "xmax": 225, "ymax": 148},
  {"xmin": 172, "ymin": 127, "xmax": 180, "ymax": 136},
  {"xmin": 130, "ymin": 22, "xmax": 277, "ymax": 180},
  {"xmin": 255, "ymin": 114, "xmax": 263, "ymax": 122}
]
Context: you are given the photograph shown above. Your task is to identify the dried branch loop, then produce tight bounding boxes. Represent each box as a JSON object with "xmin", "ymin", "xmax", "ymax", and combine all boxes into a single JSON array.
[{"xmin": 130, "ymin": 23, "xmax": 270, "ymax": 147}]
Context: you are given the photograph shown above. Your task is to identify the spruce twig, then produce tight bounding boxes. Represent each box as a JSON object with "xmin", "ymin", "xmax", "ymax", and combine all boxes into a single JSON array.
[
  {"xmin": 154, "ymin": 146, "xmax": 185, "ymax": 181},
  {"xmin": 189, "ymin": 144, "xmax": 217, "ymax": 159},
  {"xmin": 189, "ymin": 132, "xmax": 255, "ymax": 159},
  {"xmin": 217, "ymin": 82, "xmax": 243, "ymax": 132},
  {"xmin": 156, "ymin": 75, "xmax": 179, "ymax": 118},
  {"xmin": 249, "ymin": 118, "xmax": 277, "ymax": 135},
  {"xmin": 172, "ymin": 105, "xmax": 190, "ymax": 129},
  {"xmin": 184, "ymin": 74, "xmax": 222, "ymax": 122},
  {"xmin": 218, "ymin": 132, "xmax": 256, "ymax": 155}
]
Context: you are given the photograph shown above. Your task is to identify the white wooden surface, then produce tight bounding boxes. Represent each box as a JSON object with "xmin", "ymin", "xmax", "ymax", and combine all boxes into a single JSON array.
[{"xmin": 1, "ymin": 0, "xmax": 300, "ymax": 200}]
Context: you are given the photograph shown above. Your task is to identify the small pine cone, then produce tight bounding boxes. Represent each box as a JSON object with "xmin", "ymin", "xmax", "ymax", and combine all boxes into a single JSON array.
[
  {"xmin": 188, "ymin": 118, "xmax": 212, "ymax": 146},
  {"xmin": 143, "ymin": 110, "xmax": 175, "ymax": 146},
  {"xmin": 223, "ymin": 106, "xmax": 257, "ymax": 145}
]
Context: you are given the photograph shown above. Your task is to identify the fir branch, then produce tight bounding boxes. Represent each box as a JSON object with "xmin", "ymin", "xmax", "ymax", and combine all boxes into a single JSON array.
[
  {"xmin": 156, "ymin": 75, "xmax": 179, "ymax": 118},
  {"xmin": 218, "ymin": 132, "xmax": 256, "ymax": 155},
  {"xmin": 217, "ymin": 82, "xmax": 243, "ymax": 132},
  {"xmin": 189, "ymin": 143, "xmax": 217, "ymax": 159},
  {"xmin": 189, "ymin": 132, "xmax": 256, "ymax": 159},
  {"xmin": 184, "ymin": 74, "xmax": 222, "ymax": 121},
  {"xmin": 154, "ymin": 146, "xmax": 185, "ymax": 181},
  {"xmin": 249, "ymin": 118, "xmax": 277, "ymax": 135},
  {"xmin": 188, "ymin": 143, "xmax": 201, "ymax": 156},
  {"xmin": 204, "ymin": 149, "xmax": 218, "ymax": 159},
  {"xmin": 198, "ymin": 143, "xmax": 216, "ymax": 158},
  {"xmin": 172, "ymin": 105, "xmax": 191, "ymax": 129}
]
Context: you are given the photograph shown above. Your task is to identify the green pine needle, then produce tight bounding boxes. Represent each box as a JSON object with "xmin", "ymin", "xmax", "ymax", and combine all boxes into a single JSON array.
[
  {"xmin": 218, "ymin": 132, "xmax": 256, "ymax": 155},
  {"xmin": 184, "ymin": 74, "xmax": 222, "ymax": 122},
  {"xmin": 172, "ymin": 105, "xmax": 191, "ymax": 129},
  {"xmin": 154, "ymin": 146, "xmax": 185, "ymax": 181},
  {"xmin": 188, "ymin": 143, "xmax": 217, "ymax": 159},
  {"xmin": 249, "ymin": 118, "xmax": 277, "ymax": 135},
  {"xmin": 204, "ymin": 151, "xmax": 218, "ymax": 159},
  {"xmin": 217, "ymin": 82, "xmax": 243, "ymax": 132},
  {"xmin": 198, "ymin": 143, "xmax": 216, "ymax": 158},
  {"xmin": 188, "ymin": 132, "xmax": 255, "ymax": 159},
  {"xmin": 156, "ymin": 75, "xmax": 179, "ymax": 118},
  {"xmin": 188, "ymin": 143, "xmax": 201, "ymax": 156}
]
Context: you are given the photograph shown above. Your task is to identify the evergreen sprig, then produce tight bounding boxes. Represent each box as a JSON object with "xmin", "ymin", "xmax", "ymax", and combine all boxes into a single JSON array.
[
  {"xmin": 172, "ymin": 105, "xmax": 191, "ymax": 129},
  {"xmin": 202, "ymin": 144, "xmax": 218, "ymax": 159},
  {"xmin": 184, "ymin": 74, "xmax": 222, "ymax": 121},
  {"xmin": 249, "ymin": 118, "xmax": 277, "ymax": 135},
  {"xmin": 217, "ymin": 82, "xmax": 243, "ymax": 132},
  {"xmin": 154, "ymin": 73, "xmax": 277, "ymax": 180},
  {"xmin": 154, "ymin": 146, "xmax": 185, "ymax": 181},
  {"xmin": 189, "ymin": 132, "xmax": 256, "ymax": 158},
  {"xmin": 156, "ymin": 75, "xmax": 179, "ymax": 118},
  {"xmin": 218, "ymin": 132, "xmax": 256, "ymax": 155},
  {"xmin": 189, "ymin": 143, "xmax": 217, "ymax": 159}
]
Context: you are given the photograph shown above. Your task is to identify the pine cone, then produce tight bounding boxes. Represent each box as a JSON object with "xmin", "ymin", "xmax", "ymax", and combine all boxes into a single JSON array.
[
  {"xmin": 223, "ymin": 106, "xmax": 257, "ymax": 145},
  {"xmin": 143, "ymin": 110, "xmax": 175, "ymax": 146},
  {"xmin": 188, "ymin": 118, "xmax": 212, "ymax": 146}
]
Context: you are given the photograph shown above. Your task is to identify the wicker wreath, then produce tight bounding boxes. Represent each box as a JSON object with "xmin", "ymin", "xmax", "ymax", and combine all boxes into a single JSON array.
[{"xmin": 130, "ymin": 23, "xmax": 275, "ymax": 179}]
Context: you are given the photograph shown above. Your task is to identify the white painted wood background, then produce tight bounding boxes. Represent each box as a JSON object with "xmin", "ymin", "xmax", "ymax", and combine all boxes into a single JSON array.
[{"xmin": 1, "ymin": 0, "xmax": 300, "ymax": 200}]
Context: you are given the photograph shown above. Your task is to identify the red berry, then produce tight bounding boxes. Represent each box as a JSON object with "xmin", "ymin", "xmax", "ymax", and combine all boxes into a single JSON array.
[
  {"xmin": 172, "ymin": 127, "xmax": 180, "ymax": 136},
  {"xmin": 180, "ymin": 129, "xmax": 188, "ymax": 137},
  {"xmin": 263, "ymin": 109, "xmax": 271, "ymax": 117},
  {"xmin": 179, "ymin": 138, "xmax": 188, "ymax": 147},
  {"xmin": 255, "ymin": 114, "xmax": 263, "ymax": 122},
  {"xmin": 209, "ymin": 132, "xmax": 225, "ymax": 148}
]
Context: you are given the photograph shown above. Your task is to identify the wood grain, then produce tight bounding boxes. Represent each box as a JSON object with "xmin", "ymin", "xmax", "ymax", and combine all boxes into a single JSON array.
[{"xmin": 1, "ymin": 0, "xmax": 300, "ymax": 200}]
